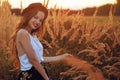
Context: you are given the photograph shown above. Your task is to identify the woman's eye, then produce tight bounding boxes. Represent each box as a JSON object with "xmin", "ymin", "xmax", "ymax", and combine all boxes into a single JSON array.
[{"xmin": 34, "ymin": 16, "xmax": 43, "ymax": 22}]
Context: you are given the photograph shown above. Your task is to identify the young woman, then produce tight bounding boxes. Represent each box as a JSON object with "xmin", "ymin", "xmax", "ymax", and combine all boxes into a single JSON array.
[{"xmin": 10, "ymin": 3, "xmax": 72, "ymax": 80}]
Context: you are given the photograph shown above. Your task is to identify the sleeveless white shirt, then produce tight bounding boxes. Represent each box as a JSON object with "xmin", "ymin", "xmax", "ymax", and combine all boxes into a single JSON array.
[{"xmin": 18, "ymin": 34, "xmax": 44, "ymax": 71}]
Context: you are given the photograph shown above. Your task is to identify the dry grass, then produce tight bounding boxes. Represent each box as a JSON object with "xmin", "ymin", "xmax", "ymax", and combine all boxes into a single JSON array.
[{"xmin": 0, "ymin": 0, "xmax": 120, "ymax": 80}]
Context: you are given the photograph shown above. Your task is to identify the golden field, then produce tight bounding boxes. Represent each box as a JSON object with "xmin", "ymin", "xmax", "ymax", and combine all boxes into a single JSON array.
[{"xmin": 0, "ymin": 1, "xmax": 120, "ymax": 80}]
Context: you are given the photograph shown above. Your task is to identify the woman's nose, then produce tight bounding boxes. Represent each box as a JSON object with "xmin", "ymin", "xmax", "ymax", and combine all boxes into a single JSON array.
[{"xmin": 36, "ymin": 19, "xmax": 41, "ymax": 26}]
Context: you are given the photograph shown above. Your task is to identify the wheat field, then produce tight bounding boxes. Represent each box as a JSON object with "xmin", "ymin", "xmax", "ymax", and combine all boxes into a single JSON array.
[{"xmin": 0, "ymin": 0, "xmax": 120, "ymax": 80}]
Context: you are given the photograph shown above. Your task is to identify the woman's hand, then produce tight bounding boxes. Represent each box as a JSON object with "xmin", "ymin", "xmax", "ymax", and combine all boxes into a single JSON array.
[{"xmin": 62, "ymin": 53, "xmax": 73, "ymax": 60}]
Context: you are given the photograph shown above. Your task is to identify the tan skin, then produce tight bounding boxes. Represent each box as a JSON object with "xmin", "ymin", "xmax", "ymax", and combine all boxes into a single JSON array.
[{"xmin": 16, "ymin": 11, "xmax": 72, "ymax": 80}]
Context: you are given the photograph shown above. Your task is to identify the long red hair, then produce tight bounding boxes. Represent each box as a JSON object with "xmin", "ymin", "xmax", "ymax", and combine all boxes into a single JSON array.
[{"xmin": 9, "ymin": 3, "xmax": 48, "ymax": 70}]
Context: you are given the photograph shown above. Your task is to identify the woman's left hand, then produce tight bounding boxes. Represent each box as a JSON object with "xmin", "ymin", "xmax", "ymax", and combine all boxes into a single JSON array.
[{"xmin": 63, "ymin": 53, "xmax": 73, "ymax": 60}]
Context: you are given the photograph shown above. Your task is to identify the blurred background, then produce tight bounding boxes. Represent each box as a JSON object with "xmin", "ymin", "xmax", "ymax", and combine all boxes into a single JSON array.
[{"xmin": 0, "ymin": 0, "xmax": 120, "ymax": 80}]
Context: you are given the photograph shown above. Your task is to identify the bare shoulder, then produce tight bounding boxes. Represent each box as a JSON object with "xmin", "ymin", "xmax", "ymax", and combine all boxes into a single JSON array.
[{"xmin": 17, "ymin": 29, "xmax": 29, "ymax": 39}]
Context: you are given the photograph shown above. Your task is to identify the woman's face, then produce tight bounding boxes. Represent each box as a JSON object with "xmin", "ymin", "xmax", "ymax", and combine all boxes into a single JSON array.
[{"xmin": 28, "ymin": 11, "xmax": 45, "ymax": 30}]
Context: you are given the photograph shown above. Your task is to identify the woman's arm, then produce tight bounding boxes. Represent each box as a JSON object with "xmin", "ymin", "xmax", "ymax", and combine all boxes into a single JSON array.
[
  {"xmin": 17, "ymin": 30, "xmax": 49, "ymax": 80},
  {"xmin": 43, "ymin": 53, "xmax": 72, "ymax": 63}
]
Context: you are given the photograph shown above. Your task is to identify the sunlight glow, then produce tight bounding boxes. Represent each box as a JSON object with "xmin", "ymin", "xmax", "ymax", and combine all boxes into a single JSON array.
[{"xmin": 8, "ymin": 0, "xmax": 117, "ymax": 10}]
